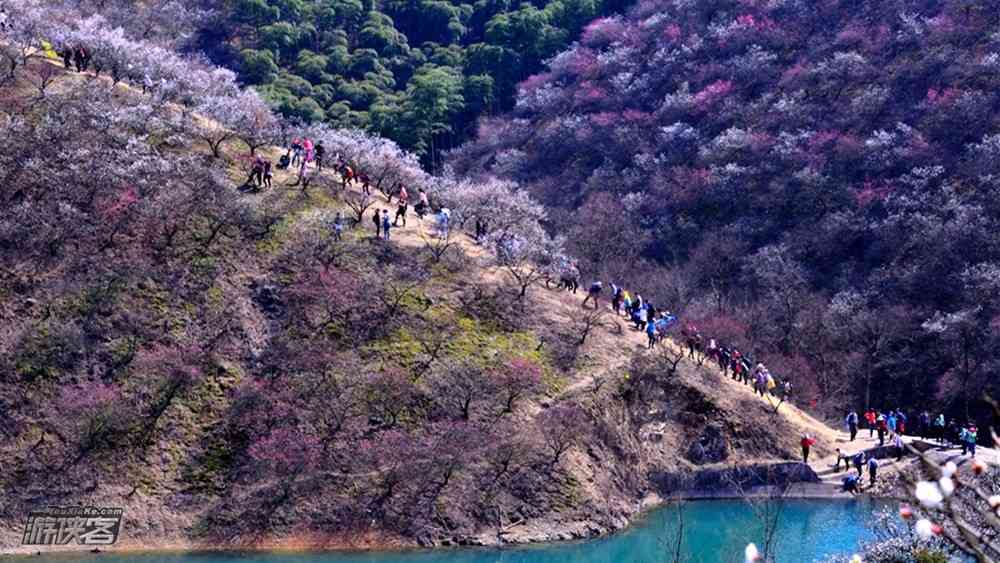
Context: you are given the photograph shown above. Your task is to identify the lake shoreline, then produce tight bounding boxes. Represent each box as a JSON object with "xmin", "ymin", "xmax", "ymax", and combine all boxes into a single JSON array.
[{"xmin": 1, "ymin": 484, "xmax": 872, "ymax": 557}]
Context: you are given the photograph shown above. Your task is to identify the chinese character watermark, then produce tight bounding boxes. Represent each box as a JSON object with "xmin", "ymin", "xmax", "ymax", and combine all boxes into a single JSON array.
[{"xmin": 22, "ymin": 507, "xmax": 123, "ymax": 546}]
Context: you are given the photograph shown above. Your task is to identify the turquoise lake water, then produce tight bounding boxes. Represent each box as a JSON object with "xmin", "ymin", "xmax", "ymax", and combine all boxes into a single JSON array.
[{"xmin": 22, "ymin": 499, "xmax": 886, "ymax": 563}]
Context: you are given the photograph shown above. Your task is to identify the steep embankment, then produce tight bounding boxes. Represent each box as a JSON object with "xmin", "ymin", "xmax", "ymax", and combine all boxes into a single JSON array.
[{"xmin": 1, "ymin": 60, "xmax": 842, "ymax": 556}]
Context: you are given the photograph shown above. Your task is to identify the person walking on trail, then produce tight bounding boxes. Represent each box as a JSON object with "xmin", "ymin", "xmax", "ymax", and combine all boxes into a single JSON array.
[
  {"xmin": 646, "ymin": 318, "xmax": 656, "ymax": 349},
  {"xmin": 865, "ymin": 408, "xmax": 877, "ymax": 437},
  {"xmin": 436, "ymin": 208, "xmax": 451, "ymax": 238},
  {"xmin": 342, "ymin": 165, "xmax": 355, "ymax": 190},
  {"xmin": 960, "ymin": 425, "xmax": 978, "ymax": 457},
  {"xmin": 62, "ymin": 46, "xmax": 73, "ymax": 70},
  {"xmin": 247, "ymin": 156, "xmax": 264, "ymax": 189},
  {"xmin": 718, "ymin": 346, "xmax": 730, "ymax": 375},
  {"xmin": 800, "ymin": 434, "xmax": 816, "ymax": 464},
  {"xmin": 290, "ymin": 139, "xmax": 303, "ymax": 167},
  {"xmin": 636, "ymin": 303, "xmax": 648, "ymax": 330},
  {"xmin": 393, "ymin": 200, "xmax": 408, "ymax": 227},
  {"xmin": 933, "ymin": 414, "xmax": 946, "ymax": 444},
  {"xmin": 332, "ymin": 212, "xmax": 343, "ymax": 241},
  {"xmin": 582, "ymin": 281, "xmax": 603, "ymax": 309},
  {"xmin": 756, "ymin": 370, "xmax": 768, "ymax": 396},
  {"xmin": 894, "ymin": 433, "xmax": 905, "ymax": 461},
  {"xmin": 372, "ymin": 208, "xmax": 382, "ymax": 238},
  {"xmin": 896, "ymin": 410, "xmax": 907, "ymax": 435},
  {"xmin": 73, "ymin": 46, "xmax": 86, "ymax": 72},
  {"xmin": 303, "ymin": 139, "xmax": 314, "ymax": 164},
  {"xmin": 867, "ymin": 456, "xmax": 879, "ymax": 487},
  {"xmin": 611, "ymin": 283, "xmax": 622, "ymax": 314},
  {"xmin": 853, "ymin": 451, "xmax": 866, "ymax": 476},
  {"xmin": 876, "ymin": 414, "xmax": 888, "ymax": 446},
  {"xmin": 846, "ymin": 410, "xmax": 859, "ymax": 442},
  {"xmin": 415, "ymin": 189, "xmax": 429, "ymax": 220},
  {"xmin": 315, "ymin": 142, "xmax": 326, "ymax": 170},
  {"xmin": 263, "ymin": 160, "xmax": 273, "ymax": 189},
  {"xmin": 394, "ymin": 187, "xmax": 409, "ymax": 227},
  {"xmin": 381, "ymin": 210, "xmax": 391, "ymax": 241},
  {"xmin": 919, "ymin": 411, "xmax": 931, "ymax": 440}
]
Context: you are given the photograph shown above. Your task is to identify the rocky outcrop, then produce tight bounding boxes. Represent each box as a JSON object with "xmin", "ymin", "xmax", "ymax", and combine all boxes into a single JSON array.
[
  {"xmin": 651, "ymin": 462, "xmax": 821, "ymax": 498},
  {"xmin": 686, "ymin": 423, "xmax": 730, "ymax": 464}
]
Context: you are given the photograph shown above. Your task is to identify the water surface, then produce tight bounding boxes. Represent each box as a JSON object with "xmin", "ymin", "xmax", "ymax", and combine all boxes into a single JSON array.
[{"xmin": 23, "ymin": 498, "xmax": 885, "ymax": 563}]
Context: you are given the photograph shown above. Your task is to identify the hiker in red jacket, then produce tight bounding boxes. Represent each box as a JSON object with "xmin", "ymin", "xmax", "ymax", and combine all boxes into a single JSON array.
[
  {"xmin": 864, "ymin": 408, "xmax": 877, "ymax": 437},
  {"xmin": 801, "ymin": 433, "xmax": 817, "ymax": 463}
]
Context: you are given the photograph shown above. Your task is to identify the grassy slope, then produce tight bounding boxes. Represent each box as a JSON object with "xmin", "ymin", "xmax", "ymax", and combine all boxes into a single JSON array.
[{"xmin": 0, "ymin": 62, "xmax": 845, "ymax": 554}]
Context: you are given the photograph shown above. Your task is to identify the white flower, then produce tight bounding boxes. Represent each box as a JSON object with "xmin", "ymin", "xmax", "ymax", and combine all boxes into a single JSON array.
[
  {"xmin": 988, "ymin": 495, "xmax": 1000, "ymax": 508},
  {"xmin": 850, "ymin": 555, "xmax": 863, "ymax": 563},
  {"xmin": 938, "ymin": 477, "xmax": 955, "ymax": 497},
  {"xmin": 745, "ymin": 543, "xmax": 760, "ymax": 562},
  {"xmin": 942, "ymin": 461, "xmax": 957, "ymax": 477},
  {"xmin": 915, "ymin": 518, "xmax": 934, "ymax": 539},
  {"xmin": 915, "ymin": 481, "xmax": 944, "ymax": 509}
]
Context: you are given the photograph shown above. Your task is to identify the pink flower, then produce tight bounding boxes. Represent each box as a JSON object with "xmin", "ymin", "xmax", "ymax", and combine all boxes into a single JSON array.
[
  {"xmin": 518, "ymin": 72, "xmax": 552, "ymax": 94},
  {"xmin": 569, "ymin": 49, "xmax": 599, "ymax": 77},
  {"xmin": 809, "ymin": 130, "xmax": 841, "ymax": 149},
  {"xmin": 780, "ymin": 62, "xmax": 807, "ymax": 86},
  {"xmin": 99, "ymin": 185, "xmax": 140, "ymax": 218},
  {"xmin": 925, "ymin": 87, "xmax": 960, "ymax": 106},
  {"xmin": 750, "ymin": 132, "xmax": 774, "ymax": 153},
  {"xmin": 664, "ymin": 23, "xmax": 682, "ymax": 42},
  {"xmin": 574, "ymin": 82, "xmax": 608, "ymax": 105},
  {"xmin": 581, "ymin": 17, "xmax": 628, "ymax": 48},
  {"xmin": 589, "ymin": 112, "xmax": 617, "ymax": 127},
  {"xmin": 853, "ymin": 180, "xmax": 894, "ymax": 207},
  {"xmin": 693, "ymin": 80, "xmax": 734, "ymax": 109},
  {"xmin": 622, "ymin": 109, "xmax": 651, "ymax": 123}
]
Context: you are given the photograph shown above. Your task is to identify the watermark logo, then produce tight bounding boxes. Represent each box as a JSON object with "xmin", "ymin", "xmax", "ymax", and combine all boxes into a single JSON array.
[{"xmin": 22, "ymin": 506, "xmax": 123, "ymax": 546}]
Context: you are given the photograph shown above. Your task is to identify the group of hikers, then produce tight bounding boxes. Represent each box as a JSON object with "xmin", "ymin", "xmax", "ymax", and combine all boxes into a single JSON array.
[
  {"xmin": 60, "ymin": 45, "xmax": 92, "ymax": 73},
  {"xmin": 568, "ymin": 278, "xmax": 681, "ymax": 348},
  {"xmin": 556, "ymin": 270, "xmax": 994, "ymax": 497},
  {"xmin": 245, "ymin": 139, "xmax": 381, "ymax": 194},
  {"xmin": 706, "ymin": 341, "xmax": 793, "ymax": 399},
  {"xmin": 367, "ymin": 185, "xmax": 439, "ymax": 241},
  {"xmin": 556, "ymin": 271, "xmax": 795, "ymax": 399},
  {"xmin": 834, "ymin": 408, "xmax": 983, "ymax": 493},
  {"xmin": 242, "ymin": 140, "xmax": 447, "ymax": 243},
  {"xmin": 845, "ymin": 408, "xmax": 980, "ymax": 455},
  {"xmin": 837, "ymin": 450, "xmax": 883, "ymax": 494}
]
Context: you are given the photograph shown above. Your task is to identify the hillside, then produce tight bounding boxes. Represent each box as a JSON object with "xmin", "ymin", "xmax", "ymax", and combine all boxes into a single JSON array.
[
  {"xmin": 192, "ymin": 0, "xmax": 636, "ymax": 164},
  {"xmin": 0, "ymin": 47, "xmax": 845, "ymax": 553},
  {"xmin": 449, "ymin": 0, "xmax": 1000, "ymax": 425}
]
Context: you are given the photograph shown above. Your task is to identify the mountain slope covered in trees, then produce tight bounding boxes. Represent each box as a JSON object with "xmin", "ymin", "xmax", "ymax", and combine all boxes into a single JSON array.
[
  {"xmin": 0, "ymin": 3, "xmax": 840, "ymax": 552},
  {"xmin": 450, "ymin": 0, "xmax": 1000, "ymax": 426},
  {"xmin": 199, "ymin": 0, "xmax": 634, "ymax": 165}
]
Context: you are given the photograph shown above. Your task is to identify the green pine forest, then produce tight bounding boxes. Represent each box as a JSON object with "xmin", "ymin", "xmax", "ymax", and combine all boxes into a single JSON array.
[{"xmin": 213, "ymin": 0, "xmax": 629, "ymax": 166}]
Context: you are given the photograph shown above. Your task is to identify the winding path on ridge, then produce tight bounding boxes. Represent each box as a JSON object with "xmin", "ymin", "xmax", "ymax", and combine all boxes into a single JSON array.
[{"xmin": 249, "ymin": 153, "xmax": 1000, "ymax": 488}]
